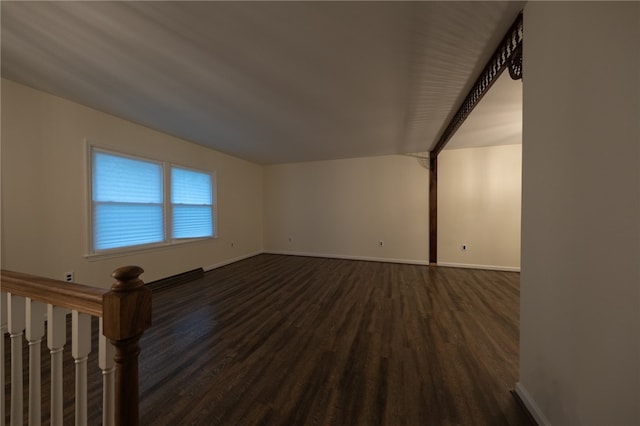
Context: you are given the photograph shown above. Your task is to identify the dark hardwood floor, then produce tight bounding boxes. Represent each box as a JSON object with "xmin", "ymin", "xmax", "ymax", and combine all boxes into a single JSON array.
[{"xmin": 5, "ymin": 254, "xmax": 531, "ymax": 425}]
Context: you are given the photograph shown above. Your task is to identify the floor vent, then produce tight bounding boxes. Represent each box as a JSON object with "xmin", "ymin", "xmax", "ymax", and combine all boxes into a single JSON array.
[{"xmin": 146, "ymin": 268, "xmax": 204, "ymax": 292}]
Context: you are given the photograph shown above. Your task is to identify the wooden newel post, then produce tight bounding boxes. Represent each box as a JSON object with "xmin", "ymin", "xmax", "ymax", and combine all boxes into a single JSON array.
[{"xmin": 102, "ymin": 266, "xmax": 152, "ymax": 426}]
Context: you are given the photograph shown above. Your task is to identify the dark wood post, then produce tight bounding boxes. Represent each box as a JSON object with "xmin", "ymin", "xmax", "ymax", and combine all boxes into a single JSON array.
[
  {"xmin": 102, "ymin": 266, "xmax": 152, "ymax": 426},
  {"xmin": 429, "ymin": 155, "xmax": 438, "ymax": 264}
]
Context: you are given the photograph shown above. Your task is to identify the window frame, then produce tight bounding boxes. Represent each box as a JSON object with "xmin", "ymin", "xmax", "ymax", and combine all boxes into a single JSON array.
[
  {"xmin": 86, "ymin": 145, "xmax": 217, "ymax": 259},
  {"xmin": 168, "ymin": 163, "xmax": 217, "ymax": 242}
]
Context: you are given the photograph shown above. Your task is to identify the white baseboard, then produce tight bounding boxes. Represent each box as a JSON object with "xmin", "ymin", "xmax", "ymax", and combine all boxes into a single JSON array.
[
  {"xmin": 436, "ymin": 261, "xmax": 520, "ymax": 272},
  {"xmin": 203, "ymin": 250, "xmax": 264, "ymax": 271},
  {"xmin": 515, "ymin": 382, "xmax": 551, "ymax": 426},
  {"xmin": 204, "ymin": 252, "xmax": 517, "ymax": 271},
  {"xmin": 264, "ymin": 250, "xmax": 429, "ymax": 266}
]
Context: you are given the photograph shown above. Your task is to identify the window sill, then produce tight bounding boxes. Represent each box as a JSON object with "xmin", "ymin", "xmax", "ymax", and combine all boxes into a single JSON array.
[{"xmin": 84, "ymin": 236, "xmax": 216, "ymax": 261}]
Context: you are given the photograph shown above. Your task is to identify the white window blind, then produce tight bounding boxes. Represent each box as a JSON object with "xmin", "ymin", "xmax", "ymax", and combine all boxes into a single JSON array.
[
  {"xmin": 92, "ymin": 151, "xmax": 164, "ymax": 251},
  {"xmin": 171, "ymin": 167, "xmax": 214, "ymax": 239},
  {"xmin": 90, "ymin": 147, "xmax": 216, "ymax": 255}
]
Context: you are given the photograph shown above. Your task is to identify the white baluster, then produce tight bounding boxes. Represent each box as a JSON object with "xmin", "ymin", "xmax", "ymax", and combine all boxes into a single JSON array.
[
  {"xmin": 72, "ymin": 310, "xmax": 91, "ymax": 426},
  {"xmin": 1, "ymin": 292, "xmax": 7, "ymax": 424},
  {"xmin": 47, "ymin": 305, "xmax": 68, "ymax": 426},
  {"xmin": 26, "ymin": 299, "xmax": 45, "ymax": 426},
  {"xmin": 8, "ymin": 293, "xmax": 26, "ymax": 426},
  {"xmin": 99, "ymin": 318, "xmax": 115, "ymax": 426}
]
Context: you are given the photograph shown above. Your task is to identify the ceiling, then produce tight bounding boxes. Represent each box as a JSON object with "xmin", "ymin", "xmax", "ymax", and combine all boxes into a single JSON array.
[
  {"xmin": 445, "ymin": 70, "xmax": 522, "ymax": 150},
  {"xmin": 1, "ymin": 1, "xmax": 524, "ymax": 164}
]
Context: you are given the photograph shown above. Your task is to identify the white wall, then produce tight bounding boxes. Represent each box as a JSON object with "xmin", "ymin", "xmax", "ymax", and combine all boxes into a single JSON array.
[
  {"xmin": 519, "ymin": 2, "xmax": 640, "ymax": 425},
  {"xmin": 438, "ymin": 144, "xmax": 521, "ymax": 271},
  {"xmin": 1, "ymin": 79, "xmax": 263, "ymax": 288},
  {"xmin": 263, "ymin": 155, "xmax": 429, "ymax": 264}
]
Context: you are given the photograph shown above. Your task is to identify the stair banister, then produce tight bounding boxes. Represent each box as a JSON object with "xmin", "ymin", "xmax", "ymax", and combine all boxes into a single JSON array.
[
  {"xmin": 102, "ymin": 266, "xmax": 152, "ymax": 426},
  {"xmin": 1, "ymin": 266, "xmax": 152, "ymax": 426}
]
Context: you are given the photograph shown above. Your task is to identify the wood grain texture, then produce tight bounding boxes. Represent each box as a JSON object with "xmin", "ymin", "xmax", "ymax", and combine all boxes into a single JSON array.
[
  {"xmin": 4, "ymin": 254, "xmax": 530, "ymax": 425},
  {"xmin": 429, "ymin": 155, "xmax": 438, "ymax": 264},
  {"xmin": 103, "ymin": 265, "xmax": 152, "ymax": 426},
  {"xmin": 1, "ymin": 270, "xmax": 106, "ymax": 317}
]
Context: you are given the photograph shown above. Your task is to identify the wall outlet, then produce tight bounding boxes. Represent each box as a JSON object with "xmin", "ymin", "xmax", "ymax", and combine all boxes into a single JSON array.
[
  {"xmin": 461, "ymin": 244, "xmax": 468, "ymax": 252},
  {"xmin": 64, "ymin": 271, "xmax": 74, "ymax": 282},
  {"xmin": 378, "ymin": 240, "xmax": 384, "ymax": 247}
]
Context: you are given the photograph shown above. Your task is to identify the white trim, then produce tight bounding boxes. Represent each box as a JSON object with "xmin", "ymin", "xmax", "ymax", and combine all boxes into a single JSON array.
[
  {"xmin": 84, "ymin": 236, "xmax": 215, "ymax": 261},
  {"xmin": 169, "ymin": 164, "xmax": 218, "ymax": 239},
  {"xmin": 515, "ymin": 382, "xmax": 551, "ymax": 426},
  {"xmin": 264, "ymin": 250, "xmax": 429, "ymax": 266},
  {"xmin": 87, "ymin": 144, "xmax": 218, "ymax": 255},
  {"xmin": 436, "ymin": 261, "xmax": 520, "ymax": 272},
  {"xmin": 84, "ymin": 139, "xmax": 92, "ymax": 257},
  {"xmin": 203, "ymin": 251, "xmax": 264, "ymax": 271}
]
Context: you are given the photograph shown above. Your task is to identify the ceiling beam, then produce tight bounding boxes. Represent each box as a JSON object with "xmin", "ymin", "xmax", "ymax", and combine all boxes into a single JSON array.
[
  {"xmin": 428, "ymin": 12, "xmax": 523, "ymax": 266},
  {"xmin": 430, "ymin": 12, "xmax": 523, "ymax": 158}
]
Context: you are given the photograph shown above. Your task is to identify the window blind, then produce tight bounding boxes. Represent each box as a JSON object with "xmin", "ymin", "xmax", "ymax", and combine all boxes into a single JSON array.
[
  {"xmin": 171, "ymin": 167, "xmax": 213, "ymax": 239},
  {"xmin": 92, "ymin": 151, "xmax": 164, "ymax": 250}
]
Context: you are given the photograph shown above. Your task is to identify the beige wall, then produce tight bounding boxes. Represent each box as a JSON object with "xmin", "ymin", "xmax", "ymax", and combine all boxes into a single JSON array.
[
  {"xmin": 519, "ymin": 2, "xmax": 639, "ymax": 425},
  {"xmin": 263, "ymin": 155, "xmax": 429, "ymax": 263},
  {"xmin": 1, "ymin": 79, "xmax": 263, "ymax": 288},
  {"xmin": 0, "ymin": 79, "xmax": 518, "ymax": 287},
  {"xmin": 438, "ymin": 144, "xmax": 521, "ymax": 271}
]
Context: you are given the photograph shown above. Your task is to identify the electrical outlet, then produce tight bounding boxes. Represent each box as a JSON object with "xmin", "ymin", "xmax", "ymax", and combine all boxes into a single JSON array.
[
  {"xmin": 64, "ymin": 271, "xmax": 74, "ymax": 282},
  {"xmin": 378, "ymin": 240, "xmax": 384, "ymax": 247},
  {"xmin": 461, "ymin": 244, "xmax": 468, "ymax": 252}
]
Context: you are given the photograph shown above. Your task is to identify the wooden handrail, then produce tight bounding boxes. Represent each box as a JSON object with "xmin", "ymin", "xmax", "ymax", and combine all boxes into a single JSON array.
[
  {"xmin": 1, "ymin": 270, "xmax": 107, "ymax": 316},
  {"xmin": 1, "ymin": 266, "xmax": 152, "ymax": 426}
]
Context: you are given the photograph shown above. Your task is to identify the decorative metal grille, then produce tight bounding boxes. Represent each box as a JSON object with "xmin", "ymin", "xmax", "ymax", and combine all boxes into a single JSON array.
[
  {"xmin": 405, "ymin": 151, "xmax": 430, "ymax": 169},
  {"xmin": 431, "ymin": 13, "xmax": 523, "ymax": 156},
  {"xmin": 508, "ymin": 45, "xmax": 523, "ymax": 80}
]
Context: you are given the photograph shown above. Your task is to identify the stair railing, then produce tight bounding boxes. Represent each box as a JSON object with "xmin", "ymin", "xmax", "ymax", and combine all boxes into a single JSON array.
[{"xmin": 1, "ymin": 266, "xmax": 151, "ymax": 426}]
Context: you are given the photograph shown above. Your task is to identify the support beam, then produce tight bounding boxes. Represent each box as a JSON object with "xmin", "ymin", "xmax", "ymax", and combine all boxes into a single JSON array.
[
  {"xmin": 428, "ymin": 12, "xmax": 523, "ymax": 265},
  {"xmin": 431, "ymin": 12, "xmax": 523, "ymax": 158},
  {"xmin": 429, "ymin": 156, "xmax": 438, "ymax": 264}
]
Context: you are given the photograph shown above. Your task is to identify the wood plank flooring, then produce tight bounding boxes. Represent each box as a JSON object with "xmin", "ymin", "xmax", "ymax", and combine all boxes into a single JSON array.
[{"xmin": 5, "ymin": 254, "xmax": 531, "ymax": 425}]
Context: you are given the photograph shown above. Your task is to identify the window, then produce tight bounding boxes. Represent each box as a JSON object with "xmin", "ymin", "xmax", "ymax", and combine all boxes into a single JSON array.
[
  {"xmin": 171, "ymin": 167, "xmax": 214, "ymax": 239},
  {"xmin": 90, "ymin": 148, "xmax": 215, "ymax": 254}
]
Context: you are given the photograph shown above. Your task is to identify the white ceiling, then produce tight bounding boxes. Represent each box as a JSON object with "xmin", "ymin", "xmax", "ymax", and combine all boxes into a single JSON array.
[
  {"xmin": 1, "ymin": 1, "xmax": 524, "ymax": 164},
  {"xmin": 445, "ymin": 70, "xmax": 522, "ymax": 150}
]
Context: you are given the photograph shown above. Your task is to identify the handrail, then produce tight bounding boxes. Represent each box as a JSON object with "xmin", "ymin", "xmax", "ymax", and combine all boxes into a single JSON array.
[
  {"xmin": 1, "ymin": 270, "xmax": 107, "ymax": 316},
  {"xmin": 1, "ymin": 265, "xmax": 152, "ymax": 426}
]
